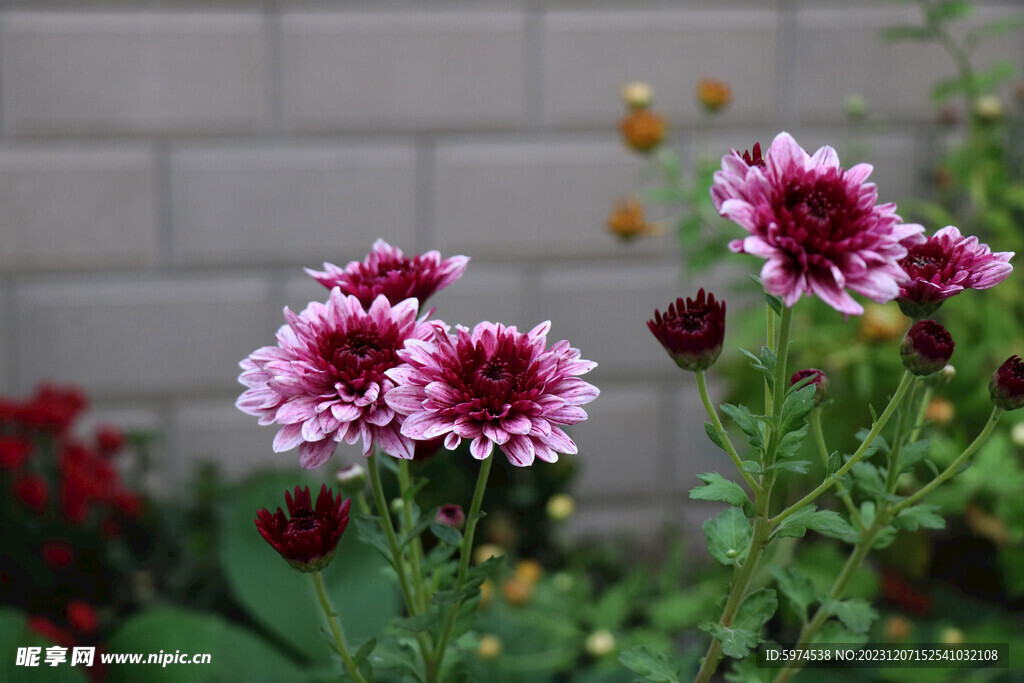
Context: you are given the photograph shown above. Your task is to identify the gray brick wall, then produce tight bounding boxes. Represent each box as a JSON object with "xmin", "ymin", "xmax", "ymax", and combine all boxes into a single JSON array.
[{"xmin": 1, "ymin": 2, "xmax": 1021, "ymax": 537}]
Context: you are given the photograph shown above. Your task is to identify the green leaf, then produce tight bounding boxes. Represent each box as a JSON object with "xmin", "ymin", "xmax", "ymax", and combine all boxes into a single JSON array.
[
  {"xmin": 776, "ymin": 506, "xmax": 854, "ymax": 541},
  {"xmin": 899, "ymin": 439, "xmax": 931, "ymax": 473},
  {"xmin": 353, "ymin": 637, "xmax": 377, "ymax": 666},
  {"xmin": 704, "ymin": 421, "xmax": 727, "ymax": 451},
  {"xmin": 775, "ymin": 425, "xmax": 808, "ymax": 462},
  {"xmin": 765, "ymin": 459, "xmax": 811, "ymax": 474},
  {"xmin": 353, "ymin": 514, "xmax": 393, "ymax": 562},
  {"xmin": 704, "ymin": 507, "xmax": 752, "ymax": 567},
  {"xmin": 779, "ymin": 385, "xmax": 817, "ymax": 434},
  {"xmin": 699, "ymin": 622, "xmax": 761, "ymax": 660},
  {"xmin": 771, "ymin": 566, "xmax": 817, "ymax": 622},
  {"xmin": 820, "ymin": 597, "xmax": 878, "ymax": 634},
  {"xmin": 892, "ymin": 504, "xmax": 946, "ymax": 531},
  {"xmin": 106, "ymin": 608, "xmax": 310, "ymax": 683},
  {"xmin": 393, "ymin": 611, "xmax": 441, "ymax": 634},
  {"xmin": 689, "ymin": 472, "xmax": 755, "ymax": 517},
  {"xmin": 720, "ymin": 403, "xmax": 766, "ymax": 451},
  {"xmin": 430, "ymin": 522, "xmax": 464, "ymax": 546},
  {"xmin": 765, "ymin": 293, "xmax": 783, "ymax": 316},
  {"xmin": 220, "ymin": 472, "xmax": 400, "ymax": 663},
  {"xmin": 811, "ymin": 621, "xmax": 869, "ymax": 647},
  {"xmin": 619, "ymin": 646, "xmax": 681, "ymax": 683},
  {"xmin": 400, "ymin": 506, "xmax": 437, "ymax": 549},
  {"xmin": 742, "ymin": 460, "xmax": 762, "ymax": 473},
  {"xmin": 930, "ymin": 0, "xmax": 973, "ymax": 21},
  {"xmin": 734, "ymin": 588, "xmax": 778, "ymax": 633}
]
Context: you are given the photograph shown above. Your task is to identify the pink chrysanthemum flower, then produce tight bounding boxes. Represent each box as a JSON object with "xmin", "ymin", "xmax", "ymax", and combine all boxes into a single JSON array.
[
  {"xmin": 236, "ymin": 291, "xmax": 436, "ymax": 468},
  {"xmin": 712, "ymin": 132, "xmax": 924, "ymax": 316},
  {"xmin": 384, "ymin": 321, "xmax": 599, "ymax": 467},
  {"xmin": 306, "ymin": 239, "xmax": 469, "ymax": 308},
  {"xmin": 897, "ymin": 226, "xmax": 1013, "ymax": 319}
]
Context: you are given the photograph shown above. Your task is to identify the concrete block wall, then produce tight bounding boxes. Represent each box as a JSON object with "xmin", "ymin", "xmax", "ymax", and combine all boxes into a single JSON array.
[{"xmin": 1, "ymin": 2, "xmax": 1021, "ymax": 537}]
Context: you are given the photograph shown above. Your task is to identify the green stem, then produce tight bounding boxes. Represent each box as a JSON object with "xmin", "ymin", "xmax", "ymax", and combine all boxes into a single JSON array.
[
  {"xmin": 885, "ymin": 379, "xmax": 920, "ymax": 493},
  {"xmin": 367, "ymin": 454, "xmax": 419, "ymax": 615},
  {"xmin": 432, "ymin": 455, "xmax": 494, "ymax": 681},
  {"xmin": 809, "ymin": 409, "xmax": 863, "ymax": 530},
  {"xmin": 311, "ymin": 571, "xmax": 368, "ymax": 683},
  {"xmin": 765, "ymin": 302, "xmax": 777, "ymax": 412},
  {"xmin": 398, "ymin": 459, "xmax": 428, "ymax": 613},
  {"xmin": 772, "ymin": 520, "xmax": 885, "ymax": 683},
  {"xmin": 695, "ymin": 509, "xmax": 773, "ymax": 683},
  {"xmin": 908, "ymin": 385, "xmax": 934, "ymax": 444},
  {"xmin": 769, "ymin": 306, "xmax": 794, "ymax": 434},
  {"xmin": 354, "ymin": 491, "xmax": 371, "ymax": 516},
  {"xmin": 367, "ymin": 453, "xmax": 435, "ymax": 675},
  {"xmin": 890, "ymin": 407, "xmax": 1003, "ymax": 516},
  {"xmin": 771, "ymin": 371, "xmax": 914, "ymax": 529},
  {"xmin": 697, "ymin": 370, "xmax": 762, "ymax": 493}
]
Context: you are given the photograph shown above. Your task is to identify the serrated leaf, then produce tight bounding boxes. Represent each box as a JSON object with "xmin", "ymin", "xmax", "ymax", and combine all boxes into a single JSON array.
[
  {"xmin": 619, "ymin": 645, "xmax": 681, "ymax": 683},
  {"xmin": 742, "ymin": 460, "xmax": 762, "ymax": 473},
  {"xmin": 353, "ymin": 637, "xmax": 377, "ymax": 665},
  {"xmin": 820, "ymin": 597, "xmax": 878, "ymax": 633},
  {"xmin": 771, "ymin": 566, "xmax": 817, "ymax": 622},
  {"xmin": 734, "ymin": 588, "xmax": 778, "ymax": 633},
  {"xmin": 851, "ymin": 461, "xmax": 886, "ymax": 498},
  {"xmin": 704, "ymin": 507, "xmax": 752, "ymax": 567},
  {"xmin": 766, "ymin": 459, "xmax": 811, "ymax": 474},
  {"xmin": 776, "ymin": 506, "xmax": 854, "ymax": 541},
  {"xmin": 854, "ymin": 428, "xmax": 889, "ymax": 455},
  {"xmin": 690, "ymin": 472, "xmax": 755, "ymax": 516},
  {"xmin": 705, "ymin": 421, "xmax": 727, "ymax": 451},
  {"xmin": 775, "ymin": 425, "xmax": 808, "ymax": 462},
  {"xmin": 780, "ymin": 385, "xmax": 817, "ymax": 434},
  {"xmin": 892, "ymin": 504, "xmax": 946, "ymax": 531},
  {"xmin": 699, "ymin": 621, "xmax": 761, "ymax": 660},
  {"xmin": 899, "ymin": 439, "xmax": 930, "ymax": 473},
  {"xmin": 393, "ymin": 612, "xmax": 440, "ymax": 634},
  {"xmin": 720, "ymin": 403, "xmax": 766, "ymax": 451},
  {"xmin": 400, "ymin": 507, "xmax": 437, "ymax": 549},
  {"xmin": 430, "ymin": 522, "xmax": 464, "ymax": 546}
]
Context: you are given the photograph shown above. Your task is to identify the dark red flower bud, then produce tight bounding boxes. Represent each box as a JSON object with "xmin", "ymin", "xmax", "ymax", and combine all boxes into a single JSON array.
[
  {"xmin": 990, "ymin": 355, "xmax": 1024, "ymax": 411},
  {"xmin": 647, "ymin": 289, "xmax": 726, "ymax": 372},
  {"xmin": 255, "ymin": 484, "xmax": 351, "ymax": 572},
  {"xmin": 790, "ymin": 368, "xmax": 828, "ymax": 403},
  {"xmin": 41, "ymin": 540, "xmax": 74, "ymax": 569},
  {"xmin": 900, "ymin": 320, "xmax": 954, "ymax": 376},
  {"xmin": 0, "ymin": 436, "xmax": 31, "ymax": 469},
  {"xmin": 95, "ymin": 425, "xmax": 125, "ymax": 455},
  {"xmin": 14, "ymin": 475, "xmax": 48, "ymax": 514},
  {"xmin": 435, "ymin": 504, "xmax": 466, "ymax": 530},
  {"xmin": 66, "ymin": 601, "xmax": 98, "ymax": 634}
]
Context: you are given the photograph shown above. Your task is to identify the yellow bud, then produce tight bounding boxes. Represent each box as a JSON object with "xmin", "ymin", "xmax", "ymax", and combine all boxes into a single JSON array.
[
  {"xmin": 585, "ymin": 629, "xmax": 617, "ymax": 657},
  {"xmin": 924, "ymin": 397, "xmax": 954, "ymax": 426},
  {"xmin": 515, "ymin": 559, "xmax": 543, "ymax": 585},
  {"xmin": 696, "ymin": 78, "xmax": 732, "ymax": 113},
  {"xmin": 885, "ymin": 615, "xmax": 912, "ymax": 641},
  {"xmin": 479, "ymin": 579, "xmax": 494, "ymax": 609},
  {"xmin": 619, "ymin": 109, "xmax": 667, "ymax": 154},
  {"xmin": 939, "ymin": 627, "xmax": 965, "ymax": 645},
  {"xmin": 546, "ymin": 493, "xmax": 577, "ymax": 521},
  {"xmin": 477, "ymin": 634, "xmax": 503, "ymax": 660},
  {"xmin": 974, "ymin": 94, "xmax": 1003, "ymax": 122},
  {"xmin": 621, "ymin": 82, "xmax": 654, "ymax": 109}
]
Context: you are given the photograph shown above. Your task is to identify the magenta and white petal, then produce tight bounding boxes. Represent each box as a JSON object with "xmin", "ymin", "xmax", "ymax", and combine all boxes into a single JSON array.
[{"xmin": 299, "ymin": 438, "xmax": 337, "ymax": 470}]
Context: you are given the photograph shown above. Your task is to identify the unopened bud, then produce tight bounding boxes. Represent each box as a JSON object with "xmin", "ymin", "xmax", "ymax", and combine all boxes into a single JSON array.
[
  {"xmin": 844, "ymin": 94, "xmax": 868, "ymax": 120},
  {"xmin": 621, "ymin": 82, "xmax": 653, "ymax": 109},
  {"xmin": 477, "ymin": 634, "xmax": 503, "ymax": 660},
  {"xmin": 901, "ymin": 321, "xmax": 954, "ymax": 377},
  {"xmin": 546, "ymin": 493, "xmax": 576, "ymax": 521},
  {"xmin": 435, "ymin": 504, "xmax": 465, "ymax": 530},
  {"xmin": 335, "ymin": 463, "xmax": 367, "ymax": 495},
  {"xmin": 974, "ymin": 94, "xmax": 1003, "ymax": 122},
  {"xmin": 585, "ymin": 629, "xmax": 617, "ymax": 657}
]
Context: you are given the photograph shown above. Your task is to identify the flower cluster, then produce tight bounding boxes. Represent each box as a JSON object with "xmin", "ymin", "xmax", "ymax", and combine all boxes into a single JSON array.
[
  {"xmin": 712, "ymin": 132, "xmax": 923, "ymax": 316},
  {"xmin": 1, "ymin": 385, "xmax": 144, "ymax": 666},
  {"xmin": 238, "ymin": 242, "xmax": 599, "ymax": 469}
]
